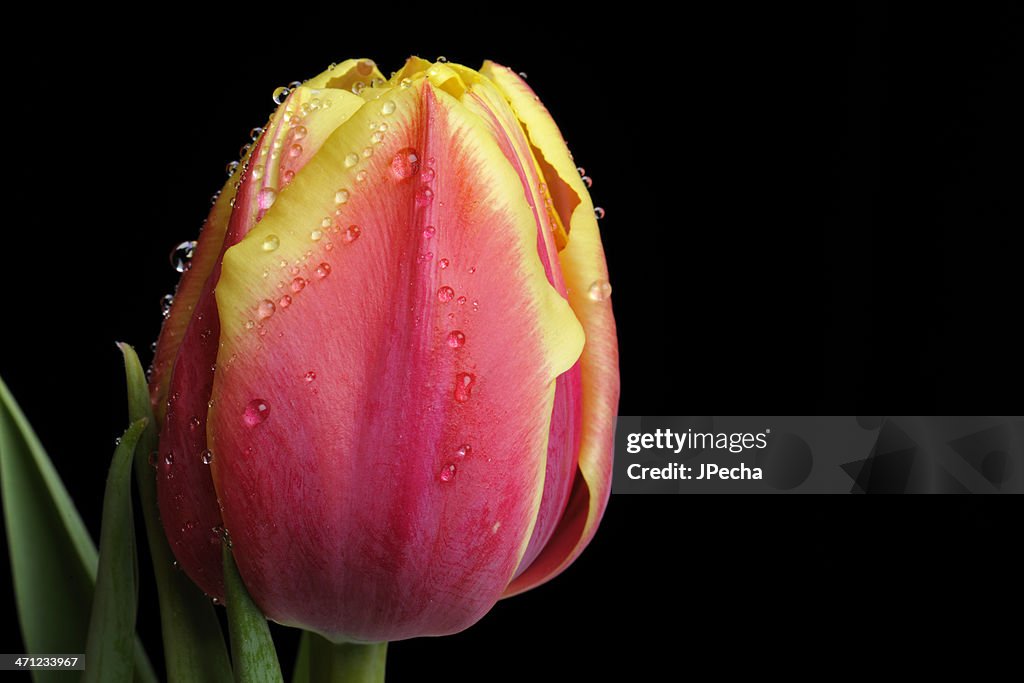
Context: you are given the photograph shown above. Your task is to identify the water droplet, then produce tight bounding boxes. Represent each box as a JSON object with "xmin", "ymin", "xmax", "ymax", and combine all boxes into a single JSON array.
[
  {"xmin": 304, "ymin": 371, "xmax": 317, "ymax": 382},
  {"xmin": 577, "ymin": 166, "xmax": 586, "ymax": 177},
  {"xmin": 316, "ymin": 262, "xmax": 332, "ymax": 278},
  {"xmin": 582, "ymin": 176, "xmax": 593, "ymax": 188},
  {"xmin": 361, "ymin": 146, "xmax": 374, "ymax": 159},
  {"xmin": 282, "ymin": 169, "xmax": 296, "ymax": 184},
  {"xmin": 239, "ymin": 142, "xmax": 252, "ymax": 158},
  {"xmin": 189, "ymin": 415, "xmax": 201, "ymax": 431},
  {"xmin": 440, "ymin": 462, "xmax": 457, "ymax": 482},
  {"xmin": 291, "ymin": 125, "xmax": 308, "ymax": 141},
  {"xmin": 355, "ymin": 170, "xmax": 368, "ymax": 183},
  {"xmin": 447, "ymin": 330, "xmax": 466, "ymax": 348},
  {"xmin": 243, "ymin": 399, "xmax": 270, "ymax": 426},
  {"xmin": 454, "ymin": 372, "xmax": 476, "ymax": 403},
  {"xmin": 257, "ymin": 299, "xmax": 276, "ymax": 319},
  {"xmin": 258, "ymin": 187, "xmax": 278, "ymax": 210},
  {"xmin": 456, "ymin": 296, "xmax": 467, "ymax": 305},
  {"xmin": 262, "ymin": 234, "xmax": 280, "ymax": 252},
  {"xmin": 272, "ymin": 86, "xmax": 290, "ymax": 104},
  {"xmin": 594, "ymin": 206, "xmax": 606, "ymax": 220},
  {"xmin": 289, "ymin": 143, "xmax": 303, "ymax": 158},
  {"xmin": 245, "ymin": 319, "xmax": 255, "ymax": 330},
  {"xmin": 290, "ymin": 277, "xmax": 307, "ymax": 293},
  {"xmin": 357, "ymin": 59, "xmax": 375, "ymax": 75},
  {"xmin": 311, "ymin": 229, "xmax": 324, "ymax": 241},
  {"xmin": 415, "ymin": 185, "xmax": 434, "ymax": 206},
  {"xmin": 169, "ymin": 240, "xmax": 197, "ymax": 272},
  {"xmin": 201, "ymin": 449, "xmax": 213, "ymax": 465},
  {"xmin": 210, "ymin": 191, "xmax": 221, "ymax": 205},
  {"xmin": 344, "ymin": 153, "xmax": 359, "ymax": 168},
  {"xmin": 225, "ymin": 160, "xmax": 239, "ymax": 176},
  {"xmin": 390, "ymin": 147, "xmax": 420, "ymax": 181},
  {"xmin": 439, "ymin": 258, "xmax": 449, "ymax": 269},
  {"xmin": 400, "ymin": 77, "xmax": 413, "ymax": 89},
  {"xmin": 164, "ymin": 451, "xmax": 174, "ymax": 465},
  {"xmin": 250, "ymin": 127, "xmax": 264, "ymax": 140},
  {"xmin": 437, "ymin": 286, "xmax": 455, "ymax": 303},
  {"xmin": 335, "ymin": 189, "xmax": 350, "ymax": 204},
  {"xmin": 518, "ymin": 71, "xmax": 528, "ymax": 79},
  {"xmin": 423, "ymin": 225, "xmax": 436, "ymax": 238},
  {"xmin": 420, "ymin": 167, "xmax": 436, "ymax": 183},
  {"xmin": 587, "ymin": 279, "xmax": 612, "ymax": 301},
  {"xmin": 456, "ymin": 443, "xmax": 472, "ymax": 458},
  {"xmin": 278, "ymin": 295, "xmax": 292, "ymax": 308},
  {"xmin": 381, "ymin": 100, "xmax": 396, "ymax": 115},
  {"xmin": 342, "ymin": 225, "xmax": 361, "ymax": 244},
  {"xmin": 161, "ymin": 294, "xmax": 174, "ymax": 318},
  {"xmin": 467, "ymin": 266, "xmax": 476, "ymax": 275}
]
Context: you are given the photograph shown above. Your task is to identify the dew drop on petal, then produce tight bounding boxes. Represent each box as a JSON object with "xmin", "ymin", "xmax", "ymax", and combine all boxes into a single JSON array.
[
  {"xmin": 257, "ymin": 299, "xmax": 276, "ymax": 319},
  {"xmin": 400, "ymin": 78, "xmax": 412, "ymax": 89},
  {"xmin": 344, "ymin": 153, "xmax": 359, "ymax": 168},
  {"xmin": 304, "ymin": 371, "xmax": 316, "ymax": 382},
  {"xmin": 311, "ymin": 229, "xmax": 324, "ymax": 241},
  {"xmin": 278, "ymin": 295, "xmax": 292, "ymax": 309},
  {"xmin": 356, "ymin": 170, "xmax": 368, "ymax": 183},
  {"xmin": 334, "ymin": 189, "xmax": 350, "ymax": 205},
  {"xmin": 420, "ymin": 167, "xmax": 436, "ymax": 183},
  {"xmin": 456, "ymin": 444, "xmax": 472, "ymax": 459},
  {"xmin": 582, "ymin": 176, "xmax": 593, "ymax": 188},
  {"xmin": 456, "ymin": 295, "xmax": 467, "ymax": 305},
  {"xmin": 201, "ymin": 449, "xmax": 213, "ymax": 465},
  {"xmin": 189, "ymin": 415, "xmax": 201, "ymax": 431},
  {"xmin": 440, "ymin": 463, "xmax": 457, "ymax": 482},
  {"xmin": 587, "ymin": 279, "xmax": 613, "ymax": 301},
  {"xmin": 415, "ymin": 185, "xmax": 434, "ymax": 206},
  {"xmin": 381, "ymin": 100, "xmax": 396, "ymax": 115},
  {"xmin": 439, "ymin": 258, "xmax": 449, "ymax": 269},
  {"xmin": 291, "ymin": 277, "xmax": 306, "ymax": 292},
  {"xmin": 454, "ymin": 372, "xmax": 476, "ymax": 403},
  {"xmin": 169, "ymin": 240, "xmax": 197, "ymax": 272},
  {"xmin": 292, "ymin": 125, "xmax": 308, "ymax": 141},
  {"xmin": 258, "ymin": 187, "xmax": 278, "ymax": 210},
  {"xmin": 390, "ymin": 147, "xmax": 420, "ymax": 180},
  {"xmin": 225, "ymin": 161, "xmax": 239, "ymax": 176},
  {"xmin": 272, "ymin": 86, "xmax": 290, "ymax": 105},
  {"xmin": 161, "ymin": 294, "xmax": 174, "ymax": 318},
  {"xmin": 262, "ymin": 235, "xmax": 280, "ymax": 252},
  {"xmin": 316, "ymin": 262, "xmax": 332, "ymax": 278},
  {"xmin": 343, "ymin": 225, "xmax": 361, "ymax": 244},
  {"xmin": 437, "ymin": 286, "xmax": 455, "ymax": 303},
  {"xmin": 594, "ymin": 206, "xmax": 606, "ymax": 219},
  {"xmin": 447, "ymin": 330, "xmax": 466, "ymax": 348},
  {"xmin": 243, "ymin": 399, "xmax": 270, "ymax": 426},
  {"xmin": 423, "ymin": 225, "xmax": 435, "ymax": 238}
]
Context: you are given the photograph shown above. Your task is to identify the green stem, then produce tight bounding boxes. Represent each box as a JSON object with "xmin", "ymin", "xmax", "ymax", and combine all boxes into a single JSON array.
[{"xmin": 308, "ymin": 633, "xmax": 387, "ymax": 683}]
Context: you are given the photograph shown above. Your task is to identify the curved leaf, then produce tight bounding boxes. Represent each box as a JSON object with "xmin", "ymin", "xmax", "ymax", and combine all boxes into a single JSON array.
[
  {"xmin": 121, "ymin": 343, "xmax": 233, "ymax": 683},
  {"xmin": 83, "ymin": 418, "xmax": 147, "ymax": 683},
  {"xmin": 223, "ymin": 545, "xmax": 283, "ymax": 683}
]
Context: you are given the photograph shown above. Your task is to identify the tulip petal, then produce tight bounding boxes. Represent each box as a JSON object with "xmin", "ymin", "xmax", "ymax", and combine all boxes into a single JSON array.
[
  {"xmin": 209, "ymin": 80, "xmax": 584, "ymax": 641},
  {"xmin": 150, "ymin": 182, "xmax": 235, "ymax": 424},
  {"xmin": 155, "ymin": 86, "xmax": 365, "ymax": 599},
  {"xmin": 481, "ymin": 63, "xmax": 620, "ymax": 596}
]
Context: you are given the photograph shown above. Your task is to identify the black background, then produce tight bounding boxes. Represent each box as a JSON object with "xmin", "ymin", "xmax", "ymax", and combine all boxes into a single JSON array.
[{"xmin": 3, "ymin": 4, "xmax": 1022, "ymax": 678}]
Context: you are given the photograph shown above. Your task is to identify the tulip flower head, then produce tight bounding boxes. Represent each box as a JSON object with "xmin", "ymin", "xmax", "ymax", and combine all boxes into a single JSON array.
[{"xmin": 149, "ymin": 57, "xmax": 619, "ymax": 643}]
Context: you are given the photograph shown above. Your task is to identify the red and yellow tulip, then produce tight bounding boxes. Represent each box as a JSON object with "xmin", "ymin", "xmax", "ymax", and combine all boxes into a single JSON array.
[{"xmin": 149, "ymin": 57, "xmax": 618, "ymax": 643}]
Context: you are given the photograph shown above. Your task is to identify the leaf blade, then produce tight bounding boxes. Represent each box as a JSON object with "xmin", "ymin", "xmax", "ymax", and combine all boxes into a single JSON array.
[{"xmin": 120, "ymin": 343, "xmax": 233, "ymax": 683}]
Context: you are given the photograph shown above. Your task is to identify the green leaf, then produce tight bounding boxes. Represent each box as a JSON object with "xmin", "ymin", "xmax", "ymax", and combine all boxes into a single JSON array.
[
  {"xmin": 0, "ymin": 375, "xmax": 157, "ymax": 683},
  {"xmin": 223, "ymin": 545, "xmax": 284, "ymax": 683},
  {"xmin": 83, "ymin": 418, "xmax": 147, "ymax": 683},
  {"xmin": 120, "ymin": 343, "xmax": 233, "ymax": 683}
]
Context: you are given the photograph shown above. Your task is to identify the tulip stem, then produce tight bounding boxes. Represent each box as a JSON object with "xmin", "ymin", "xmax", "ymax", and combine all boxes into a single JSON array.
[
  {"xmin": 308, "ymin": 633, "xmax": 387, "ymax": 683},
  {"xmin": 223, "ymin": 545, "xmax": 284, "ymax": 683}
]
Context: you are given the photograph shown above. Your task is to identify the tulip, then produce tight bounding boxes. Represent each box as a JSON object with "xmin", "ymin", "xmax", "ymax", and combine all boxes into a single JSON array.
[{"xmin": 149, "ymin": 57, "xmax": 618, "ymax": 643}]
